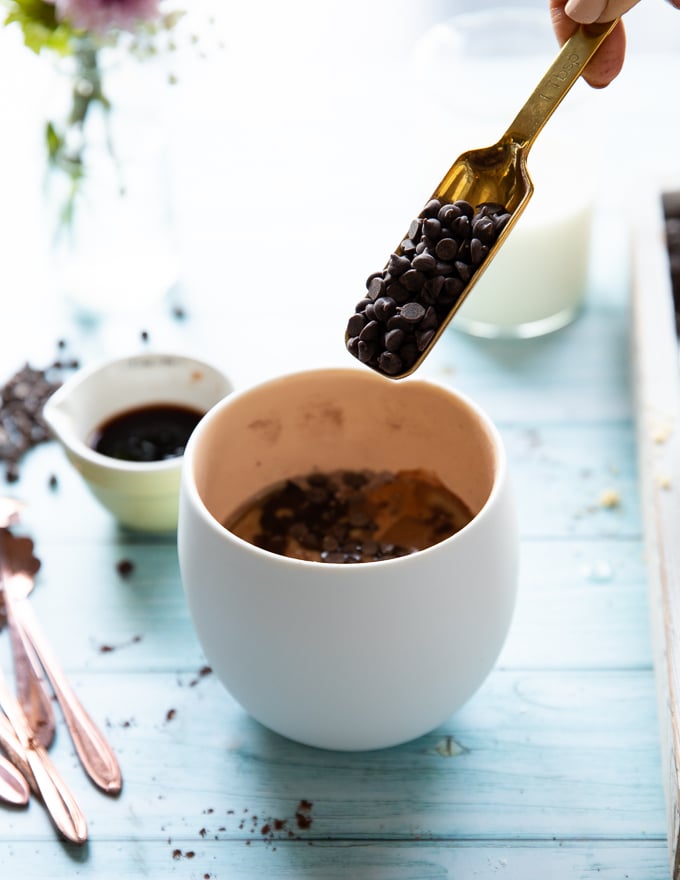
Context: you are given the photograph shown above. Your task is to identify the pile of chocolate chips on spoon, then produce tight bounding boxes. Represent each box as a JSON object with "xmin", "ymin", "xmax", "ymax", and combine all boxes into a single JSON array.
[{"xmin": 345, "ymin": 198, "xmax": 511, "ymax": 377}]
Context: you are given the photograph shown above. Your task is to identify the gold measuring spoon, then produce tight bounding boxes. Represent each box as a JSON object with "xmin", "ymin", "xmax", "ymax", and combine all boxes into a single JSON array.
[{"xmin": 345, "ymin": 19, "xmax": 618, "ymax": 378}]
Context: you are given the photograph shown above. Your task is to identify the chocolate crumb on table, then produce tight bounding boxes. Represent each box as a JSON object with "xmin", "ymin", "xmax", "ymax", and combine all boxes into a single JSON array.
[
  {"xmin": 116, "ymin": 558, "xmax": 135, "ymax": 578},
  {"xmin": 345, "ymin": 197, "xmax": 511, "ymax": 377},
  {"xmin": 295, "ymin": 799, "xmax": 313, "ymax": 829}
]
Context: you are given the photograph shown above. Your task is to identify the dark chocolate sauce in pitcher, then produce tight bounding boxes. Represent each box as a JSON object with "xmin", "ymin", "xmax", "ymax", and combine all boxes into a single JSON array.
[{"xmin": 89, "ymin": 404, "xmax": 203, "ymax": 462}]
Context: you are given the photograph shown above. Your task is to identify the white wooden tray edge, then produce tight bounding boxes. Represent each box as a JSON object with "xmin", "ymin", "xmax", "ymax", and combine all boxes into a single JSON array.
[{"xmin": 632, "ymin": 186, "xmax": 680, "ymax": 879}]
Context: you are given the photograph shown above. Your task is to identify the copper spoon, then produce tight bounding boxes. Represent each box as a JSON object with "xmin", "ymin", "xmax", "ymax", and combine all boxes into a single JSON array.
[
  {"xmin": 0, "ymin": 665, "xmax": 88, "ymax": 844},
  {"xmin": 0, "ymin": 744, "xmax": 30, "ymax": 806},
  {"xmin": 347, "ymin": 19, "xmax": 618, "ymax": 378},
  {"xmin": 0, "ymin": 530, "xmax": 122, "ymax": 795},
  {"xmin": 0, "ymin": 711, "xmax": 35, "ymax": 793},
  {"xmin": 0, "ymin": 504, "xmax": 55, "ymax": 748},
  {"xmin": 0, "ymin": 532, "xmax": 56, "ymax": 750}
]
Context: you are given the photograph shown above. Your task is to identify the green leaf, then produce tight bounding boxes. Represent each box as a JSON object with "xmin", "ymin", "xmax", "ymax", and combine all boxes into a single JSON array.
[
  {"xmin": 45, "ymin": 121, "xmax": 62, "ymax": 161},
  {"xmin": 3, "ymin": 0, "xmax": 75, "ymax": 54}
]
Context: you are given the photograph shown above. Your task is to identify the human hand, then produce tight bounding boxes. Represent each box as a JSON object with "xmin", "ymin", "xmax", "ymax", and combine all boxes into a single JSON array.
[{"xmin": 550, "ymin": 0, "xmax": 680, "ymax": 88}]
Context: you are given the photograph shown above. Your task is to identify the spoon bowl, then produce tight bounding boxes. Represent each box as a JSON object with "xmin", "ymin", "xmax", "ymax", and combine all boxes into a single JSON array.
[{"xmin": 346, "ymin": 19, "xmax": 618, "ymax": 378}]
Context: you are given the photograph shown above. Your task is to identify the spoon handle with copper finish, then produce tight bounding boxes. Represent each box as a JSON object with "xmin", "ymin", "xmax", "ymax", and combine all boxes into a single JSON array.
[
  {"xmin": 0, "ymin": 747, "xmax": 30, "ymax": 806},
  {"xmin": 0, "ymin": 668, "xmax": 88, "ymax": 844},
  {"xmin": 1, "ymin": 573, "xmax": 56, "ymax": 749},
  {"xmin": 0, "ymin": 712, "xmax": 35, "ymax": 793},
  {"xmin": 11, "ymin": 582, "xmax": 122, "ymax": 796}
]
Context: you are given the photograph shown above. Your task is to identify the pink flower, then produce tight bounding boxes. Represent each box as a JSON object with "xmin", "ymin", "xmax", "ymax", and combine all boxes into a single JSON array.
[{"xmin": 55, "ymin": 0, "xmax": 161, "ymax": 33}]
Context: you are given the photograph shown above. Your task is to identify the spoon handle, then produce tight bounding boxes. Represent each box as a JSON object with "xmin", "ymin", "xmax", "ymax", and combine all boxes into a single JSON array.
[
  {"xmin": 2, "ymin": 573, "xmax": 56, "ymax": 749},
  {"xmin": 0, "ymin": 712, "xmax": 36, "ymax": 793},
  {"xmin": 0, "ymin": 669, "xmax": 88, "ymax": 844},
  {"xmin": 505, "ymin": 19, "xmax": 619, "ymax": 153},
  {"xmin": 13, "ymin": 593, "xmax": 123, "ymax": 796},
  {"xmin": 0, "ymin": 749, "xmax": 30, "ymax": 806}
]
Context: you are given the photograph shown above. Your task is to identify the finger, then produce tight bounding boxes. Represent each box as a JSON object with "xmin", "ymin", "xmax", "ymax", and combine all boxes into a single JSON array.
[
  {"xmin": 583, "ymin": 20, "xmax": 626, "ymax": 87},
  {"xmin": 550, "ymin": 0, "xmax": 580, "ymax": 44},
  {"xmin": 549, "ymin": 2, "xmax": 627, "ymax": 87},
  {"xmin": 564, "ymin": 0, "xmax": 608, "ymax": 23},
  {"xmin": 564, "ymin": 0, "xmax": 640, "ymax": 22}
]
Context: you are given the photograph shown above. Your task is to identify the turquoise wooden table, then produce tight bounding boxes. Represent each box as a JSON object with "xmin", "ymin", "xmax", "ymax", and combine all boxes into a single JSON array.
[{"xmin": 1, "ymin": 2, "xmax": 680, "ymax": 877}]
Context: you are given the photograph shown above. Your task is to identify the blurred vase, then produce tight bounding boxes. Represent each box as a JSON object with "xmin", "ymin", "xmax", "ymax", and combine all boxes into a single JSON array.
[{"xmin": 46, "ymin": 46, "xmax": 178, "ymax": 320}]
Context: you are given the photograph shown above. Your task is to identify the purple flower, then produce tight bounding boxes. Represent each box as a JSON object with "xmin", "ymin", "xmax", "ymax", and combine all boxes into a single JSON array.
[{"xmin": 55, "ymin": 0, "xmax": 161, "ymax": 33}]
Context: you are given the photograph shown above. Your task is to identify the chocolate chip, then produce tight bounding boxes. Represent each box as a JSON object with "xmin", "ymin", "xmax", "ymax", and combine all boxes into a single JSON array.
[
  {"xmin": 416, "ymin": 329, "xmax": 436, "ymax": 351},
  {"xmin": 359, "ymin": 320, "xmax": 380, "ymax": 342},
  {"xmin": 408, "ymin": 218, "xmax": 422, "ymax": 239},
  {"xmin": 367, "ymin": 275, "xmax": 385, "ymax": 298},
  {"xmin": 346, "ymin": 313, "xmax": 366, "ymax": 337},
  {"xmin": 411, "ymin": 252, "xmax": 436, "ymax": 274},
  {"xmin": 373, "ymin": 296, "xmax": 397, "ymax": 322},
  {"xmin": 387, "ymin": 253, "xmax": 410, "ymax": 276},
  {"xmin": 384, "ymin": 329, "xmax": 405, "ymax": 352},
  {"xmin": 400, "ymin": 302, "xmax": 426, "ymax": 324},
  {"xmin": 455, "ymin": 261, "xmax": 472, "ymax": 283},
  {"xmin": 357, "ymin": 340, "xmax": 376, "ymax": 363},
  {"xmin": 421, "ymin": 199, "xmax": 442, "ymax": 218},
  {"xmin": 401, "ymin": 269, "xmax": 426, "ymax": 293},
  {"xmin": 454, "ymin": 199, "xmax": 474, "ymax": 218},
  {"xmin": 470, "ymin": 238, "xmax": 487, "ymax": 265},
  {"xmin": 472, "ymin": 215, "xmax": 496, "ymax": 244},
  {"xmin": 422, "ymin": 217, "xmax": 442, "ymax": 239}
]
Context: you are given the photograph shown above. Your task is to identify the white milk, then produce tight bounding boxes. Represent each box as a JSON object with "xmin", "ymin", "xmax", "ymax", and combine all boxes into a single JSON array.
[{"xmin": 454, "ymin": 141, "xmax": 594, "ymax": 337}]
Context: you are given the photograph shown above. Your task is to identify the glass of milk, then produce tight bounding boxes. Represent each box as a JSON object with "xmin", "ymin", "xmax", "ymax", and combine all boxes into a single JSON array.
[{"xmin": 409, "ymin": 4, "xmax": 600, "ymax": 338}]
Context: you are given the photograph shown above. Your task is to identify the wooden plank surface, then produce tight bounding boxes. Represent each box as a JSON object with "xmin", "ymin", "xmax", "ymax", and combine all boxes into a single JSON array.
[{"xmin": 0, "ymin": 279, "xmax": 667, "ymax": 877}]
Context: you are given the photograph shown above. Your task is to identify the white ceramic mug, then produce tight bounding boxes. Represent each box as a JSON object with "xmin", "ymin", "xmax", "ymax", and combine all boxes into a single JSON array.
[{"xmin": 178, "ymin": 367, "xmax": 518, "ymax": 750}]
